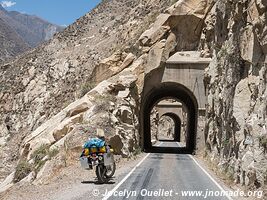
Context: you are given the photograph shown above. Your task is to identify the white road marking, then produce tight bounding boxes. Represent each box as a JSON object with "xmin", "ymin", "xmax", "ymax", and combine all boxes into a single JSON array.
[
  {"xmin": 157, "ymin": 142, "xmax": 163, "ymax": 147},
  {"xmin": 176, "ymin": 142, "xmax": 180, "ymax": 147},
  {"xmin": 104, "ymin": 141, "xmax": 233, "ymax": 200},
  {"xmin": 102, "ymin": 142, "xmax": 162, "ymax": 200},
  {"xmin": 189, "ymin": 155, "xmax": 234, "ymax": 200}
]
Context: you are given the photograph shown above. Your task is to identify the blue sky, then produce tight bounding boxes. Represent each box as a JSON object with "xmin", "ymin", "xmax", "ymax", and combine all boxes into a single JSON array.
[{"xmin": 1, "ymin": 0, "xmax": 101, "ymax": 26}]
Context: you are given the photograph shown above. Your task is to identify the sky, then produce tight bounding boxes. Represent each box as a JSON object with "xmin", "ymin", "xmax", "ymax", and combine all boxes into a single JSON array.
[{"xmin": 0, "ymin": 0, "xmax": 101, "ymax": 26}]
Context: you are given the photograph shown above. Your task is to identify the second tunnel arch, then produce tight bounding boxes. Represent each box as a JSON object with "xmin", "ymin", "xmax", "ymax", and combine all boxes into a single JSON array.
[
  {"xmin": 140, "ymin": 82, "xmax": 198, "ymax": 154},
  {"xmin": 160, "ymin": 112, "xmax": 182, "ymax": 142}
]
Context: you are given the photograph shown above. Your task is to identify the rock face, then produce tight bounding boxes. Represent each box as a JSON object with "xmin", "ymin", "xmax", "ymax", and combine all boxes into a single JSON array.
[
  {"xmin": 150, "ymin": 108, "xmax": 159, "ymax": 142},
  {"xmin": 158, "ymin": 116, "xmax": 175, "ymax": 140},
  {"xmin": 0, "ymin": 0, "xmax": 176, "ymax": 184},
  {"xmin": 203, "ymin": 0, "xmax": 267, "ymax": 193},
  {"xmin": 0, "ymin": 17, "xmax": 30, "ymax": 63},
  {"xmin": 0, "ymin": 4, "xmax": 63, "ymax": 62},
  {"xmin": 1, "ymin": 0, "xmax": 267, "ymax": 196}
]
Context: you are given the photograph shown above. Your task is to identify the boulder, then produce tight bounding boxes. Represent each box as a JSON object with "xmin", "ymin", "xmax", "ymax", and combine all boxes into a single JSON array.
[
  {"xmin": 139, "ymin": 14, "xmax": 170, "ymax": 46},
  {"xmin": 117, "ymin": 88, "xmax": 130, "ymax": 99},
  {"xmin": 91, "ymin": 52, "xmax": 136, "ymax": 83},
  {"xmin": 166, "ymin": 0, "xmax": 210, "ymax": 18},
  {"xmin": 116, "ymin": 105, "xmax": 133, "ymax": 125},
  {"xmin": 0, "ymin": 172, "xmax": 14, "ymax": 193},
  {"xmin": 52, "ymin": 114, "xmax": 82, "ymax": 141},
  {"xmin": 119, "ymin": 53, "xmax": 136, "ymax": 71},
  {"xmin": 162, "ymin": 32, "xmax": 177, "ymax": 60},
  {"xmin": 67, "ymin": 102, "xmax": 91, "ymax": 117},
  {"xmin": 109, "ymin": 135, "xmax": 123, "ymax": 155},
  {"xmin": 21, "ymin": 96, "xmax": 93, "ymax": 159},
  {"xmin": 146, "ymin": 40, "xmax": 166, "ymax": 74}
]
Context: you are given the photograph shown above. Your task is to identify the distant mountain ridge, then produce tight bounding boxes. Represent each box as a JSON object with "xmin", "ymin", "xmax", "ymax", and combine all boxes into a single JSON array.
[
  {"xmin": 0, "ymin": 4, "xmax": 64, "ymax": 62},
  {"xmin": 0, "ymin": 17, "xmax": 30, "ymax": 62}
]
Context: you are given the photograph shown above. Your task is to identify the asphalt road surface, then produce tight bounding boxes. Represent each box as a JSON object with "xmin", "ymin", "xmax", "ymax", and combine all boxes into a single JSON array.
[
  {"xmin": 33, "ymin": 141, "xmax": 232, "ymax": 200},
  {"xmin": 105, "ymin": 141, "xmax": 230, "ymax": 200}
]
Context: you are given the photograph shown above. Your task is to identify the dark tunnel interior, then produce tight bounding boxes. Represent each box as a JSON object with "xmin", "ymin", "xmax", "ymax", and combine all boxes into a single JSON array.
[{"xmin": 141, "ymin": 82, "xmax": 198, "ymax": 154}]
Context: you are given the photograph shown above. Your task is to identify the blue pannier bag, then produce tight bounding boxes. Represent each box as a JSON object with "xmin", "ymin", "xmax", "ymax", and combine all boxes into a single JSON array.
[{"xmin": 84, "ymin": 138, "xmax": 105, "ymax": 148}]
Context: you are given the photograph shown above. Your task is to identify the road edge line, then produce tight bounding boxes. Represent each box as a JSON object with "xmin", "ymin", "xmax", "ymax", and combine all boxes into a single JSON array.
[
  {"xmin": 102, "ymin": 153, "xmax": 150, "ymax": 200},
  {"xmin": 176, "ymin": 142, "xmax": 180, "ymax": 147},
  {"xmin": 189, "ymin": 155, "xmax": 234, "ymax": 200},
  {"xmin": 102, "ymin": 142, "xmax": 162, "ymax": 200}
]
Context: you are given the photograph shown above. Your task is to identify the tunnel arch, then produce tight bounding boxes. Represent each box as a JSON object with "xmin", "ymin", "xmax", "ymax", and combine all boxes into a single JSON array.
[
  {"xmin": 160, "ymin": 112, "xmax": 182, "ymax": 142},
  {"xmin": 140, "ymin": 82, "xmax": 198, "ymax": 154}
]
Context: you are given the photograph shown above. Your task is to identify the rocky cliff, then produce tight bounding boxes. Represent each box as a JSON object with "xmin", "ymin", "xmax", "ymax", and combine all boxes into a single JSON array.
[
  {"xmin": 0, "ymin": 0, "xmax": 267, "ymax": 197},
  {"xmin": 0, "ymin": 17, "xmax": 30, "ymax": 63},
  {"xmin": 203, "ymin": 0, "xmax": 267, "ymax": 193},
  {"xmin": 0, "ymin": 0, "xmax": 176, "ymax": 186}
]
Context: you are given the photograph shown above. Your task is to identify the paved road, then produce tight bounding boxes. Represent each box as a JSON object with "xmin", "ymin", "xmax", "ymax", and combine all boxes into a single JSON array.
[
  {"xmin": 25, "ymin": 142, "xmax": 232, "ymax": 200},
  {"xmin": 106, "ymin": 142, "xmax": 230, "ymax": 200}
]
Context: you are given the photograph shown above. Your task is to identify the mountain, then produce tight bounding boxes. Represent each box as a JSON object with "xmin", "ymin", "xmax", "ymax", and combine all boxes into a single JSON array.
[
  {"xmin": 7, "ymin": 11, "xmax": 64, "ymax": 46},
  {"xmin": 0, "ymin": 4, "xmax": 64, "ymax": 62},
  {"xmin": 0, "ymin": 0, "xmax": 176, "ymax": 182},
  {"xmin": 1, "ymin": 0, "xmax": 266, "ymax": 197},
  {"xmin": 0, "ymin": 17, "xmax": 30, "ymax": 62}
]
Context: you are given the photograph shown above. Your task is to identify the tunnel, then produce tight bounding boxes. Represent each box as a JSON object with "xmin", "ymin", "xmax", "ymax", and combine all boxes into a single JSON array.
[
  {"xmin": 140, "ymin": 82, "xmax": 198, "ymax": 154},
  {"xmin": 160, "ymin": 112, "xmax": 182, "ymax": 142}
]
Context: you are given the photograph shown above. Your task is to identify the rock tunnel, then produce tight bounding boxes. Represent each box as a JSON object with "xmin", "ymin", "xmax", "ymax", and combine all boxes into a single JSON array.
[
  {"xmin": 160, "ymin": 112, "xmax": 182, "ymax": 142},
  {"xmin": 139, "ymin": 51, "xmax": 210, "ymax": 154},
  {"xmin": 140, "ymin": 82, "xmax": 198, "ymax": 154}
]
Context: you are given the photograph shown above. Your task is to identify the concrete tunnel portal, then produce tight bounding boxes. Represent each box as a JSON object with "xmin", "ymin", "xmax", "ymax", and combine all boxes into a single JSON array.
[
  {"xmin": 139, "ymin": 51, "xmax": 211, "ymax": 154},
  {"xmin": 160, "ymin": 112, "xmax": 182, "ymax": 142},
  {"xmin": 141, "ymin": 82, "xmax": 198, "ymax": 154}
]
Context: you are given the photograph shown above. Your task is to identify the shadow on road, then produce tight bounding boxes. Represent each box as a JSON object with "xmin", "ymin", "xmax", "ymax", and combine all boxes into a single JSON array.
[
  {"xmin": 145, "ymin": 146, "xmax": 193, "ymax": 154},
  {"xmin": 149, "ymin": 154, "xmax": 191, "ymax": 160},
  {"xmin": 158, "ymin": 139, "xmax": 176, "ymax": 142},
  {"xmin": 81, "ymin": 178, "xmax": 116, "ymax": 185}
]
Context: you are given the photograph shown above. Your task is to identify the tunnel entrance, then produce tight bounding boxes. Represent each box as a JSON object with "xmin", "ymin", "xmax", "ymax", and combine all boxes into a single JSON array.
[
  {"xmin": 160, "ymin": 112, "xmax": 182, "ymax": 142},
  {"xmin": 141, "ymin": 82, "xmax": 198, "ymax": 154},
  {"xmin": 150, "ymin": 99, "xmax": 184, "ymax": 145}
]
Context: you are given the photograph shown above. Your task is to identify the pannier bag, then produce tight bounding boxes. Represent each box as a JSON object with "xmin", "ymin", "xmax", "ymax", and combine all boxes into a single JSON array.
[
  {"xmin": 82, "ymin": 138, "xmax": 107, "ymax": 155},
  {"xmin": 84, "ymin": 138, "xmax": 105, "ymax": 148}
]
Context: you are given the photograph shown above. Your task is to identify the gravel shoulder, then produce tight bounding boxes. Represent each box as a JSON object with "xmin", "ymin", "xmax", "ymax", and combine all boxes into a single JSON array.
[{"xmin": 0, "ymin": 153, "xmax": 147, "ymax": 200}]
